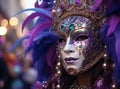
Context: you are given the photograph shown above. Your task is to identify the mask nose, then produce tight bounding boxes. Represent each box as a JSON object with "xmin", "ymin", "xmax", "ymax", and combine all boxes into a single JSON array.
[{"xmin": 63, "ymin": 38, "xmax": 75, "ymax": 53}]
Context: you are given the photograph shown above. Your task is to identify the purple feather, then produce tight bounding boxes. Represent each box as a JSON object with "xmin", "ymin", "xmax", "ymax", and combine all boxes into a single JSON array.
[
  {"xmin": 35, "ymin": 0, "xmax": 48, "ymax": 8},
  {"xmin": 107, "ymin": 15, "xmax": 120, "ymax": 36},
  {"xmin": 92, "ymin": 0, "xmax": 103, "ymax": 11},
  {"xmin": 27, "ymin": 20, "xmax": 52, "ymax": 48},
  {"xmin": 22, "ymin": 12, "xmax": 51, "ymax": 32},
  {"xmin": 34, "ymin": 0, "xmax": 53, "ymax": 9}
]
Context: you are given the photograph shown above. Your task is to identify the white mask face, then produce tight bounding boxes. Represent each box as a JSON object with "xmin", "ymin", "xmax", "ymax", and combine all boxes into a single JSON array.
[
  {"xmin": 58, "ymin": 16, "xmax": 90, "ymax": 75},
  {"xmin": 60, "ymin": 37, "xmax": 88, "ymax": 75}
]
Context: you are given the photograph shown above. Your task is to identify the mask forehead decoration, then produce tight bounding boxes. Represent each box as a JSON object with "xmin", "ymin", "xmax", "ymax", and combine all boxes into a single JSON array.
[
  {"xmin": 52, "ymin": 0, "xmax": 106, "ymax": 31},
  {"xmin": 52, "ymin": 0, "xmax": 106, "ymax": 73},
  {"xmin": 58, "ymin": 16, "xmax": 91, "ymax": 50},
  {"xmin": 60, "ymin": 16, "xmax": 90, "ymax": 34}
]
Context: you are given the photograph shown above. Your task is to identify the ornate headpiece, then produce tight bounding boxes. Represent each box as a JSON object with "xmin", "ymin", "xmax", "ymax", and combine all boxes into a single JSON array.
[{"xmin": 52, "ymin": 0, "xmax": 106, "ymax": 31}]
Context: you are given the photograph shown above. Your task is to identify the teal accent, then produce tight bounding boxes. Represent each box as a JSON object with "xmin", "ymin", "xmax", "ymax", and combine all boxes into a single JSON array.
[
  {"xmin": 69, "ymin": 24, "xmax": 75, "ymax": 31},
  {"xmin": 77, "ymin": 23, "xmax": 81, "ymax": 27},
  {"xmin": 69, "ymin": 0, "xmax": 74, "ymax": 4},
  {"xmin": 61, "ymin": 26, "xmax": 65, "ymax": 32},
  {"xmin": 64, "ymin": 24, "xmax": 68, "ymax": 26},
  {"xmin": 79, "ymin": 45, "xmax": 83, "ymax": 48}
]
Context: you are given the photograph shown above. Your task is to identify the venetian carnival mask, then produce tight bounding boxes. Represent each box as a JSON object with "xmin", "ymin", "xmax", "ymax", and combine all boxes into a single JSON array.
[
  {"xmin": 52, "ymin": 0, "xmax": 105, "ymax": 75},
  {"xmin": 57, "ymin": 16, "xmax": 104, "ymax": 75},
  {"xmin": 58, "ymin": 16, "xmax": 90, "ymax": 75}
]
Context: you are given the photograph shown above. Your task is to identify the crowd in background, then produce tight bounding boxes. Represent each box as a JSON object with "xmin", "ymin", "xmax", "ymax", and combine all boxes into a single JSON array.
[{"xmin": 0, "ymin": 40, "xmax": 37, "ymax": 89}]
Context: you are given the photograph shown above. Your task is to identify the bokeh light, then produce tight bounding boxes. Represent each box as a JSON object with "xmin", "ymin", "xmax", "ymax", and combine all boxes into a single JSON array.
[
  {"xmin": 9, "ymin": 17, "xmax": 18, "ymax": 26},
  {"xmin": 0, "ymin": 26, "xmax": 7, "ymax": 36},
  {"xmin": 1, "ymin": 19, "xmax": 8, "ymax": 26}
]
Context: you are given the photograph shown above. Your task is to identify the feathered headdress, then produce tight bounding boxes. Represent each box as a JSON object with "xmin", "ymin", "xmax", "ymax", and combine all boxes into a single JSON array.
[
  {"xmin": 11, "ymin": 0, "xmax": 58, "ymax": 82},
  {"xmin": 97, "ymin": 0, "xmax": 120, "ymax": 85},
  {"xmin": 11, "ymin": 0, "xmax": 120, "ymax": 86}
]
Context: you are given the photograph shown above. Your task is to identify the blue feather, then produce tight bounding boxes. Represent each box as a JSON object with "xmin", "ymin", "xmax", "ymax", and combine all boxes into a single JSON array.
[
  {"xmin": 34, "ymin": 58, "xmax": 50, "ymax": 82},
  {"xmin": 31, "ymin": 32, "xmax": 58, "ymax": 81},
  {"xmin": 10, "ymin": 36, "xmax": 29, "ymax": 52},
  {"xmin": 32, "ymin": 32, "xmax": 58, "ymax": 60},
  {"xmin": 15, "ymin": 8, "xmax": 51, "ymax": 17}
]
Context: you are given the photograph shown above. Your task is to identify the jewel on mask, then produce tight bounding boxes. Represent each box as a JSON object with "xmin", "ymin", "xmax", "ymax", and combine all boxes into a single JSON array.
[
  {"xmin": 77, "ymin": 23, "xmax": 81, "ymax": 27},
  {"xmin": 76, "ymin": 0, "xmax": 80, "ymax": 4},
  {"xmin": 79, "ymin": 45, "xmax": 83, "ymax": 48},
  {"xmin": 69, "ymin": 24, "xmax": 75, "ymax": 31},
  {"xmin": 61, "ymin": 26, "xmax": 65, "ymax": 32},
  {"xmin": 57, "ymin": 8, "xmax": 61, "ymax": 13},
  {"xmin": 60, "ymin": 5, "xmax": 65, "ymax": 9}
]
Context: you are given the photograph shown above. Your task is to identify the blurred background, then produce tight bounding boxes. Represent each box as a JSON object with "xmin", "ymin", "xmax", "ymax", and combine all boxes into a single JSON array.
[{"xmin": 0, "ymin": 0, "xmax": 38, "ymax": 89}]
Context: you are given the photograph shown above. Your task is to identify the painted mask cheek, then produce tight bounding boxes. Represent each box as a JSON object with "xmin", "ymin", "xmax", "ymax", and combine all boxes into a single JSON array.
[
  {"xmin": 73, "ymin": 35, "xmax": 89, "ymax": 50},
  {"xmin": 73, "ymin": 41, "xmax": 86, "ymax": 50}
]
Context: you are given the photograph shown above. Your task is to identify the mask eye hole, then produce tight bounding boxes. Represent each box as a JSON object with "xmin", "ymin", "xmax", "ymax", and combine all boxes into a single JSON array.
[
  {"xmin": 75, "ymin": 35, "xmax": 88, "ymax": 41},
  {"xmin": 58, "ymin": 37, "xmax": 66, "ymax": 46}
]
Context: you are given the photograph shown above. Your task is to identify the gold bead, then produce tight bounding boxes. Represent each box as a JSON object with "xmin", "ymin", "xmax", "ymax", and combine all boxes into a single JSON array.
[
  {"xmin": 53, "ymin": 0, "xmax": 56, "ymax": 3},
  {"xmin": 56, "ymin": 66, "xmax": 59, "ymax": 69},
  {"xmin": 112, "ymin": 84, "xmax": 115, "ymax": 88},
  {"xmin": 56, "ymin": 84, "xmax": 60, "ymax": 89},
  {"xmin": 57, "ymin": 62, "xmax": 61, "ymax": 66},
  {"xmin": 52, "ymin": 9, "xmax": 56, "ymax": 13},
  {"xmin": 112, "ymin": 64, "xmax": 115, "ymax": 68},
  {"xmin": 104, "ymin": 54, "xmax": 107, "ymax": 57},
  {"xmin": 104, "ymin": 45, "xmax": 107, "ymax": 48},
  {"xmin": 58, "ymin": 55, "xmax": 61, "ymax": 58},
  {"xmin": 103, "ymin": 63, "xmax": 107, "ymax": 67},
  {"xmin": 57, "ymin": 70, "xmax": 61, "ymax": 74}
]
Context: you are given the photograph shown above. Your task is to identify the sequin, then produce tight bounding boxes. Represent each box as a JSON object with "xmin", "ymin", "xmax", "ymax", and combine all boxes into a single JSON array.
[{"xmin": 69, "ymin": 24, "xmax": 75, "ymax": 31}]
